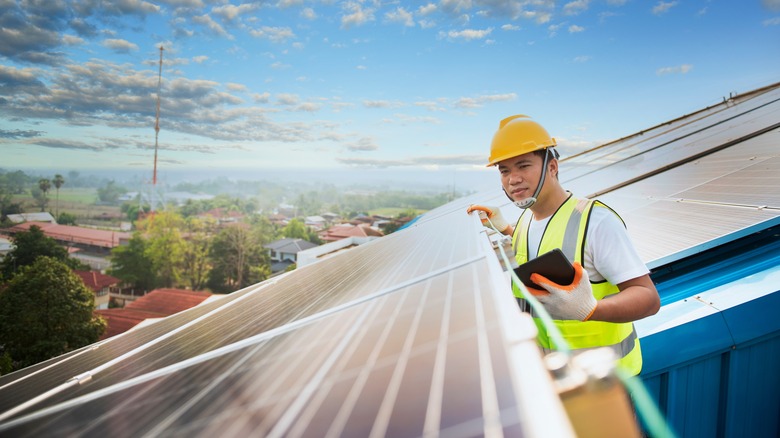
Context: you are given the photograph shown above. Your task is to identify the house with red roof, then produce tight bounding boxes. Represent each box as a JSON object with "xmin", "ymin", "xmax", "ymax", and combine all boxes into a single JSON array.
[
  {"xmin": 95, "ymin": 288, "xmax": 214, "ymax": 340},
  {"xmin": 3, "ymin": 221, "xmax": 131, "ymax": 270},
  {"xmin": 319, "ymin": 223, "xmax": 384, "ymax": 242},
  {"xmin": 73, "ymin": 270, "xmax": 121, "ymax": 309}
]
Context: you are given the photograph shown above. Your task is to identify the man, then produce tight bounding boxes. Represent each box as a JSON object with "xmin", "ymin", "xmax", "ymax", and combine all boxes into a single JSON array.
[{"xmin": 468, "ymin": 115, "xmax": 659, "ymax": 375}]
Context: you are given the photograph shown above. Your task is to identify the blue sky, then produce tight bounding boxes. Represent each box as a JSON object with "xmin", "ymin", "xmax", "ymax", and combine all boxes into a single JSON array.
[{"xmin": 1, "ymin": 0, "xmax": 779, "ymax": 183}]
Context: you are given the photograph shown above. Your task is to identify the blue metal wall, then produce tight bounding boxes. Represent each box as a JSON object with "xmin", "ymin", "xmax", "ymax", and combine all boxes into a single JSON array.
[{"xmin": 638, "ymin": 226, "xmax": 780, "ymax": 438}]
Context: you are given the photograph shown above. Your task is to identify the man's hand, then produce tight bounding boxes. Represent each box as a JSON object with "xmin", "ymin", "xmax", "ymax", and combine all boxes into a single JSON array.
[
  {"xmin": 527, "ymin": 261, "xmax": 598, "ymax": 321},
  {"xmin": 466, "ymin": 205, "xmax": 511, "ymax": 234}
]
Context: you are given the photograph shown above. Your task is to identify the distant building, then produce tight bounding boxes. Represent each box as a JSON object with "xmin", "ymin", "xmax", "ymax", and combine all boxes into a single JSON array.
[
  {"xmin": 264, "ymin": 238, "xmax": 318, "ymax": 273},
  {"xmin": 304, "ymin": 215, "xmax": 326, "ymax": 230},
  {"xmin": 198, "ymin": 208, "xmax": 244, "ymax": 225},
  {"xmin": 319, "ymin": 223, "xmax": 384, "ymax": 242},
  {"xmin": 6, "ymin": 212, "xmax": 56, "ymax": 224},
  {"xmin": 0, "ymin": 236, "xmax": 12, "ymax": 261},
  {"xmin": 3, "ymin": 221, "xmax": 131, "ymax": 271},
  {"xmin": 73, "ymin": 270, "xmax": 121, "ymax": 310}
]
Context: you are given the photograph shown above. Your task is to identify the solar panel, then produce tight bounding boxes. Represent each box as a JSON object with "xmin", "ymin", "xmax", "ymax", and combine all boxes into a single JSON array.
[{"xmin": 0, "ymin": 204, "xmax": 574, "ymax": 437}]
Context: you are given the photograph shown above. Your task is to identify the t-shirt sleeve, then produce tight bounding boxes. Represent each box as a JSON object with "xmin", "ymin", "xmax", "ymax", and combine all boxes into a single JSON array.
[{"xmin": 585, "ymin": 206, "xmax": 649, "ymax": 285}]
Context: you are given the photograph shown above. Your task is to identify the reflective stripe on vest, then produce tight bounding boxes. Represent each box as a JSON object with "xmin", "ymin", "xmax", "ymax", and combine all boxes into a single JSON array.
[{"xmin": 511, "ymin": 195, "xmax": 643, "ymax": 376}]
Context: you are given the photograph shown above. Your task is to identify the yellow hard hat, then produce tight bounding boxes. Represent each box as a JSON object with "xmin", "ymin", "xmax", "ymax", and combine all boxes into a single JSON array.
[{"xmin": 486, "ymin": 115, "xmax": 557, "ymax": 166}]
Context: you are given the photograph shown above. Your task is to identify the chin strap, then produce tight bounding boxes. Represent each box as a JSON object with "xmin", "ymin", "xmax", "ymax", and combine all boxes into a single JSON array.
[{"xmin": 506, "ymin": 148, "xmax": 555, "ymax": 209}]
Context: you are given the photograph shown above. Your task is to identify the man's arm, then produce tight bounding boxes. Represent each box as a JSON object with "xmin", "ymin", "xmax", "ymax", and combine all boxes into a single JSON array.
[{"xmin": 588, "ymin": 274, "xmax": 660, "ymax": 323}]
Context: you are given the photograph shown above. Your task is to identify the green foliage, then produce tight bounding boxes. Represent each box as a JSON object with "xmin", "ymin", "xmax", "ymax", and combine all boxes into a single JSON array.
[
  {"xmin": 97, "ymin": 180, "xmax": 127, "ymax": 204},
  {"xmin": 0, "ymin": 169, "xmax": 32, "ymax": 194},
  {"xmin": 180, "ymin": 217, "xmax": 216, "ymax": 290},
  {"xmin": 108, "ymin": 233, "xmax": 158, "ymax": 292},
  {"xmin": 281, "ymin": 218, "xmax": 307, "ymax": 239},
  {"xmin": 121, "ymin": 202, "xmax": 143, "ymax": 222},
  {"xmin": 53, "ymin": 174, "xmax": 65, "ymax": 218},
  {"xmin": 207, "ymin": 225, "xmax": 268, "ymax": 293},
  {"xmin": 0, "ymin": 225, "xmax": 86, "ymax": 281},
  {"xmin": 0, "ymin": 257, "xmax": 106, "ymax": 371},
  {"xmin": 57, "ymin": 211, "xmax": 77, "ymax": 225},
  {"xmin": 0, "ymin": 351, "xmax": 12, "ymax": 375},
  {"xmin": 137, "ymin": 211, "xmax": 186, "ymax": 288}
]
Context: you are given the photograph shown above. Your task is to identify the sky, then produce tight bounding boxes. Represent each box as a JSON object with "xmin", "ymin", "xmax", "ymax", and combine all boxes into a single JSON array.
[{"xmin": 1, "ymin": 0, "xmax": 779, "ymax": 188}]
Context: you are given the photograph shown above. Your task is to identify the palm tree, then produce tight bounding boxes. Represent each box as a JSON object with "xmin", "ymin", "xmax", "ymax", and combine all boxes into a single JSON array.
[
  {"xmin": 53, "ymin": 174, "xmax": 65, "ymax": 220},
  {"xmin": 38, "ymin": 178, "xmax": 51, "ymax": 212}
]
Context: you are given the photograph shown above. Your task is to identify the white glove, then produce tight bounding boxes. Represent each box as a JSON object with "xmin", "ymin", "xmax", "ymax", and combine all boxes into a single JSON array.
[
  {"xmin": 528, "ymin": 261, "xmax": 598, "ymax": 321},
  {"xmin": 466, "ymin": 204, "xmax": 511, "ymax": 234}
]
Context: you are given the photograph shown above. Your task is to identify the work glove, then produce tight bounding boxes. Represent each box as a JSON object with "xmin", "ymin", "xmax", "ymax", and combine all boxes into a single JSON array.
[
  {"xmin": 527, "ymin": 261, "xmax": 598, "ymax": 321},
  {"xmin": 466, "ymin": 204, "xmax": 511, "ymax": 234}
]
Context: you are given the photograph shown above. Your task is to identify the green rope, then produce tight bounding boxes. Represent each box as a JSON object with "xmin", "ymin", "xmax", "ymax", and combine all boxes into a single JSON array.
[{"xmin": 485, "ymin": 216, "xmax": 571, "ymax": 355}]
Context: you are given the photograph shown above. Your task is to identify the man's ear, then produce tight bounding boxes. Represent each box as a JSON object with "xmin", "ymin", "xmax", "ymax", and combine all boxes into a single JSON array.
[{"xmin": 548, "ymin": 156, "xmax": 558, "ymax": 177}]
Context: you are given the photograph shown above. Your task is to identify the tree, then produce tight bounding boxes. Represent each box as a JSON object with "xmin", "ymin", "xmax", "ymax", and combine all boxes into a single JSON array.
[
  {"xmin": 57, "ymin": 211, "xmax": 77, "ymax": 225},
  {"xmin": 108, "ymin": 233, "xmax": 157, "ymax": 293},
  {"xmin": 207, "ymin": 225, "xmax": 268, "ymax": 293},
  {"xmin": 97, "ymin": 180, "xmax": 126, "ymax": 204},
  {"xmin": 281, "ymin": 218, "xmax": 308, "ymax": 240},
  {"xmin": 180, "ymin": 217, "xmax": 215, "ymax": 291},
  {"xmin": 36, "ymin": 178, "xmax": 51, "ymax": 212},
  {"xmin": 137, "ymin": 211, "xmax": 186, "ymax": 288},
  {"xmin": 53, "ymin": 174, "xmax": 65, "ymax": 219},
  {"xmin": 0, "ymin": 225, "xmax": 86, "ymax": 281},
  {"xmin": 0, "ymin": 257, "xmax": 106, "ymax": 371}
]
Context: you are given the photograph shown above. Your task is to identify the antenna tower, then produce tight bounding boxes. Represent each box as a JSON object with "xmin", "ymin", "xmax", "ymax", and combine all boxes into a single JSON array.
[{"xmin": 141, "ymin": 46, "xmax": 166, "ymax": 217}]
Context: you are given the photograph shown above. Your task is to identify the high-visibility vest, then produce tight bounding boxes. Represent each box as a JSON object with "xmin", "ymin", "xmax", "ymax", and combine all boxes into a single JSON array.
[{"xmin": 512, "ymin": 195, "xmax": 643, "ymax": 376}]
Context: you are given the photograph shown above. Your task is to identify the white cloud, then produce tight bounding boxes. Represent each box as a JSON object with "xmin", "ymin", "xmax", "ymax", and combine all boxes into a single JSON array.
[
  {"xmin": 62, "ymin": 35, "xmax": 84, "ymax": 46},
  {"xmin": 346, "ymin": 137, "xmax": 379, "ymax": 151},
  {"xmin": 440, "ymin": 28, "xmax": 493, "ymax": 41},
  {"xmin": 363, "ymin": 100, "xmax": 404, "ymax": 109},
  {"xmin": 501, "ymin": 24, "xmax": 520, "ymax": 31},
  {"xmin": 652, "ymin": 1, "xmax": 677, "ymax": 15},
  {"xmin": 569, "ymin": 24, "xmax": 585, "ymax": 33},
  {"xmin": 252, "ymin": 92, "xmax": 271, "ymax": 103},
  {"xmin": 295, "ymin": 102, "xmax": 320, "ymax": 112},
  {"xmin": 103, "ymin": 39, "xmax": 139, "ymax": 53},
  {"xmin": 454, "ymin": 93, "xmax": 516, "ymax": 108},
  {"xmin": 192, "ymin": 55, "xmax": 208, "ymax": 63},
  {"xmin": 341, "ymin": 2, "xmax": 375, "ymax": 28},
  {"xmin": 563, "ymin": 0, "xmax": 590, "ymax": 16},
  {"xmin": 276, "ymin": 93, "xmax": 300, "ymax": 105},
  {"xmin": 211, "ymin": 4, "xmax": 258, "ymax": 22},
  {"xmin": 763, "ymin": 17, "xmax": 780, "ymax": 26},
  {"xmin": 226, "ymin": 83, "xmax": 247, "ymax": 92},
  {"xmin": 192, "ymin": 14, "xmax": 231, "ymax": 38},
  {"xmin": 417, "ymin": 4, "xmax": 437, "ymax": 16},
  {"xmin": 385, "ymin": 7, "xmax": 415, "ymax": 27},
  {"xmin": 250, "ymin": 26, "xmax": 295, "ymax": 43},
  {"xmin": 301, "ymin": 7, "xmax": 317, "ymax": 20},
  {"xmin": 573, "ymin": 55, "xmax": 591, "ymax": 63},
  {"xmin": 656, "ymin": 64, "xmax": 693, "ymax": 75}
]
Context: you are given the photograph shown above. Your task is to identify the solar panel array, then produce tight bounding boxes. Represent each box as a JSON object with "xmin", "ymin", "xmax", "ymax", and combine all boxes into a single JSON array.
[{"xmin": 0, "ymin": 205, "xmax": 573, "ymax": 437}]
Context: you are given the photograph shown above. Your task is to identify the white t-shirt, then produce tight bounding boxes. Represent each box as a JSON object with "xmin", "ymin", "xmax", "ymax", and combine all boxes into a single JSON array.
[{"xmin": 526, "ymin": 204, "xmax": 649, "ymax": 286}]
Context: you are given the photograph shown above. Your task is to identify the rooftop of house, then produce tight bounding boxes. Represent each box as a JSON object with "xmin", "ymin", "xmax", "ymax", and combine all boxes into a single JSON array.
[
  {"xmin": 321, "ymin": 223, "xmax": 384, "ymax": 241},
  {"xmin": 264, "ymin": 238, "xmax": 318, "ymax": 253},
  {"xmin": 73, "ymin": 270, "xmax": 121, "ymax": 292},
  {"xmin": 5, "ymin": 221, "xmax": 131, "ymax": 249},
  {"xmin": 6, "ymin": 212, "xmax": 56, "ymax": 223},
  {"xmin": 95, "ymin": 288, "xmax": 213, "ymax": 339}
]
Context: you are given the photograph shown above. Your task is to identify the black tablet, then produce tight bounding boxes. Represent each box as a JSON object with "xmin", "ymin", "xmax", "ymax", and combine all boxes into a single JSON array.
[{"xmin": 514, "ymin": 248, "xmax": 576, "ymax": 289}]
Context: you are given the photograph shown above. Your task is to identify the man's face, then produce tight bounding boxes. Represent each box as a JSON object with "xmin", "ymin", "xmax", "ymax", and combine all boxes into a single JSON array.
[{"xmin": 497, "ymin": 152, "xmax": 543, "ymax": 202}]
